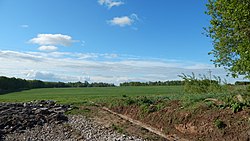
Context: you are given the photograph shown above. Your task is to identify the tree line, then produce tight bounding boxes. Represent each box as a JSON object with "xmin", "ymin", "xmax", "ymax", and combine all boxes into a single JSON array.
[
  {"xmin": 0, "ymin": 76, "xmax": 115, "ymax": 93},
  {"xmin": 235, "ymin": 81, "xmax": 250, "ymax": 85},
  {"xmin": 119, "ymin": 80, "xmax": 184, "ymax": 86}
]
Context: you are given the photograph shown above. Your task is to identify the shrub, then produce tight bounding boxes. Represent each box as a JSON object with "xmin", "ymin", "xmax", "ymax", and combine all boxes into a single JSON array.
[{"xmin": 178, "ymin": 72, "xmax": 224, "ymax": 94}]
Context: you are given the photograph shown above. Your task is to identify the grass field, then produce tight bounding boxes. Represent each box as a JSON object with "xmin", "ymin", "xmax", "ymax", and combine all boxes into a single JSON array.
[
  {"xmin": 0, "ymin": 86, "xmax": 182, "ymax": 103},
  {"xmin": 0, "ymin": 86, "xmax": 234, "ymax": 108}
]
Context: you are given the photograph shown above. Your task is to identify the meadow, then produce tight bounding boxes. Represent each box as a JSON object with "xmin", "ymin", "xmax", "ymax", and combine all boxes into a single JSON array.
[
  {"xmin": 0, "ymin": 86, "xmax": 181, "ymax": 103},
  {"xmin": 0, "ymin": 86, "xmax": 235, "ymax": 108}
]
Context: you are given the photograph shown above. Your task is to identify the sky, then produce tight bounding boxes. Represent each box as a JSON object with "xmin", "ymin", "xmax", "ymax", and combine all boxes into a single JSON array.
[{"xmin": 0, "ymin": 0, "xmax": 245, "ymax": 84}]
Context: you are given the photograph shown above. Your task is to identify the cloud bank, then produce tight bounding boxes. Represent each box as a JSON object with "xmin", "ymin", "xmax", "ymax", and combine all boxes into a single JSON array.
[{"xmin": 0, "ymin": 50, "xmax": 244, "ymax": 85}]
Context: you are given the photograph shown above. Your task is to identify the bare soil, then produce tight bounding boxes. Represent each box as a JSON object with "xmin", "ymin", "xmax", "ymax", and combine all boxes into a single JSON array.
[
  {"xmin": 79, "ymin": 105, "xmax": 167, "ymax": 141},
  {"xmin": 111, "ymin": 100, "xmax": 250, "ymax": 141}
]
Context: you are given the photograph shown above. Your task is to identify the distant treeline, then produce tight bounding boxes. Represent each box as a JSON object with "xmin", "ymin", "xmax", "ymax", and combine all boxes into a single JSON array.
[
  {"xmin": 120, "ymin": 81, "xmax": 184, "ymax": 86},
  {"xmin": 0, "ymin": 76, "xmax": 115, "ymax": 93},
  {"xmin": 235, "ymin": 81, "xmax": 250, "ymax": 85}
]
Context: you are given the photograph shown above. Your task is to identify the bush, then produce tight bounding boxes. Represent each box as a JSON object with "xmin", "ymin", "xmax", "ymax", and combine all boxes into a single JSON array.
[
  {"xmin": 122, "ymin": 96, "xmax": 170, "ymax": 115},
  {"xmin": 178, "ymin": 73, "xmax": 224, "ymax": 94}
]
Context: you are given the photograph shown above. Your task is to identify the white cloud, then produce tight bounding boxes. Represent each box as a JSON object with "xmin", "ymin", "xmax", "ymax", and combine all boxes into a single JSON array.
[
  {"xmin": 98, "ymin": 0, "xmax": 124, "ymax": 9},
  {"xmin": 20, "ymin": 25, "xmax": 29, "ymax": 28},
  {"xmin": 108, "ymin": 14, "xmax": 139, "ymax": 27},
  {"xmin": 108, "ymin": 16, "xmax": 132, "ymax": 27},
  {"xmin": 29, "ymin": 34, "xmax": 75, "ymax": 46},
  {"xmin": 0, "ymin": 50, "xmax": 245, "ymax": 85},
  {"xmin": 38, "ymin": 46, "xmax": 58, "ymax": 52},
  {"xmin": 25, "ymin": 70, "xmax": 90, "ymax": 82}
]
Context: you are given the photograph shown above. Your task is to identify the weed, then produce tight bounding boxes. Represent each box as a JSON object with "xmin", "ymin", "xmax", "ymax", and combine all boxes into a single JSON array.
[
  {"xmin": 156, "ymin": 103, "xmax": 165, "ymax": 111},
  {"xmin": 124, "ymin": 97, "xmax": 136, "ymax": 105},
  {"xmin": 214, "ymin": 119, "xmax": 226, "ymax": 129},
  {"xmin": 65, "ymin": 107, "xmax": 91, "ymax": 115},
  {"xmin": 178, "ymin": 72, "xmax": 224, "ymax": 94},
  {"xmin": 231, "ymin": 102, "xmax": 244, "ymax": 113},
  {"xmin": 111, "ymin": 124, "xmax": 124, "ymax": 133},
  {"xmin": 137, "ymin": 96, "xmax": 155, "ymax": 106},
  {"xmin": 246, "ymin": 85, "xmax": 250, "ymax": 93},
  {"xmin": 122, "ymin": 94, "xmax": 127, "ymax": 97},
  {"xmin": 205, "ymin": 101, "xmax": 215, "ymax": 108},
  {"xmin": 220, "ymin": 95, "xmax": 250, "ymax": 113}
]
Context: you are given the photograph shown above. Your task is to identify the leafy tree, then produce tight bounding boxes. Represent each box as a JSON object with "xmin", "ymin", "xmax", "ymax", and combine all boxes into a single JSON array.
[{"xmin": 205, "ymin": 0, "xmax": 250, "ymax": 78}]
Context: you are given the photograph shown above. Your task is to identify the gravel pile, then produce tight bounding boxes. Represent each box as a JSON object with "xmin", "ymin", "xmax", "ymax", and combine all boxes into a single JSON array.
[
  {"xmin": 4, "ymin": 115, "xmax": 146, "ymax": 141},
  {"xmin": 1, "ymin": 101, "xmax": 146, "ymax": 141},
  {"xmin": 69, "ymin": 115, "xmax": 145, "ymax": 141},
  {"xmin": 0, "ymin": 100, "xmax": 70, "ymax": 139}
]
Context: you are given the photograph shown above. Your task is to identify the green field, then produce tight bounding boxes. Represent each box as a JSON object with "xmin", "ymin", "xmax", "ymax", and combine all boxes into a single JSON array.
[
  {"xmin": 0, "ymin": 86, "xmax": 182, "ymax": 103},
  {"xmin": 0, "ymin": 86, "xmax": 233, "ymax": 107}
]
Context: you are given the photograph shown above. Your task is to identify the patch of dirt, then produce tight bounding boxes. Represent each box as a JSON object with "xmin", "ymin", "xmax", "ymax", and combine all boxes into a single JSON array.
[
  {"xmin": 81, "ymin": 106, "xmax": 166, "ymax": 141},
  {"xmin": 111, "ymin": 101, "xmax": 250, "ymax": 141}
]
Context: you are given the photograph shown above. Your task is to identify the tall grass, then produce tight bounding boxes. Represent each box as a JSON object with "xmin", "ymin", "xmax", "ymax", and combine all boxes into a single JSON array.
[{"xmin": 178, "ymin": 72, "xmax": 226, "ymax": 94}]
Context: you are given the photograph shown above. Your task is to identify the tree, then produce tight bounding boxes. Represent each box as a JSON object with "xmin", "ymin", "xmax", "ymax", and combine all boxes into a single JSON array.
[{"xmin": 205, "ymin": 0, "xmax": 250, "ymax": 78}]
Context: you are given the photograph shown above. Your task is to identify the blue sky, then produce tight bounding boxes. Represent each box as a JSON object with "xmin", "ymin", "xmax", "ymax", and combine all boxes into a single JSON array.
[{"xmin": 0, "ymin": 0, "xmax": 244, "ymax": 84}]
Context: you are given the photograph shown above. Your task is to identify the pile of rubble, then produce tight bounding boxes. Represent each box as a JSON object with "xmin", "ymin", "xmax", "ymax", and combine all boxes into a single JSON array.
[
  {"xmin": 0, "ymin": 100, "xmax": 70, "ymax": 139},
  {"xmin": 1, "ymin": 100, "xmax": 146, "ymax": 141}
]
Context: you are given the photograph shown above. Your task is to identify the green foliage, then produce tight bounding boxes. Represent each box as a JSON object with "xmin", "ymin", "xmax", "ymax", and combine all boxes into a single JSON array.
[
  {"xmin": 205, "ymin": 0, "xmax": 250, "ymax": 79},
  {"xmin": 65, "ymin": 107, "xmax": 92, "ymax": 115},
  {"xmin": 111, "ymin": 124, "xmax": 124, "ymax": 133},
  {"xmin": 247, "ymin": 85, "xmax": 250, "ymax": 93},
  {"xmin": 1, "ymin": 85, "xmax": 248, "ymax": 113},
  {"xmin": 235, "ymin": 81, "xmax": 250, "ymax": 85},
  {"xmin": 231, "ymin": 102, "xmax": 244, "ymax": 113},
  {"xmin": 136, "ymin": 96, "xmax": 155, "ymax": 106},
  {"xmin": 119, "ymin": 96, "xmax": 171, "ymax": 115},
  {"xmin": 178, "ymin": 73, "xmax": 224, "ymax": 94},
  {"xmin": 214, "ymin": 119, "xmax": 226, "ymax": 129},
  {"xmin": 219, "ymin": 95, "xmax": 250, "ymax": 113},
  {"xmin": 124, "ymin": 97, "xmax": 136, "ymax": 105},
  {"xmin": 120, "ymin": 80, "xmax": 184, "ymax": 86}
]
